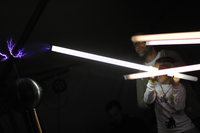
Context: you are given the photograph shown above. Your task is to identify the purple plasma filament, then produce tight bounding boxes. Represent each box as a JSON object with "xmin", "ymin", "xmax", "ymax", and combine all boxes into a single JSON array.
[
  {"xmin": 45, "ymin": 45, "xmax": 51, "ymax": 50},
  {"xmin": 0, "ymin": 52, "xmax": 8, "ymax": 61},
  {"xmin": 22, "ymin": 42, "xmax": 50, "ymax": 58},
  {"xmin": 0, "ymin": 38, "xmax": 50, "ymax": 61},
  {"xmin": 7, "ymin": 39, "xmax": 26, "ymax": 58}
]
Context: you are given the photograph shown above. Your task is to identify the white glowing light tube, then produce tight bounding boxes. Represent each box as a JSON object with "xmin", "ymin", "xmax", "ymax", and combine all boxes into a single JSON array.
[
  {"xmin": 124, "ymin": 64, "xmax": 200, "ymax": 81},
  {"xmin": 124, "ymin": 72, "xmax": 198, "ymax": 81},
  {"xmin": 167, "ymin": 73, "xmax": 198, "ymax": 81},
  {"xmin": 51, "ymin": 45, "xmax": 156, "ymax": 72},
  {"xmin": 52, "ymin": 45, "xmax": 198, "ymax": 81},
  {"xmin": 131, "ymin": 31, "xmax": 200, "ymax": 42},
  {"xmin": 146, "ymin": 39, "xmax": 200, "ymax": 45}
]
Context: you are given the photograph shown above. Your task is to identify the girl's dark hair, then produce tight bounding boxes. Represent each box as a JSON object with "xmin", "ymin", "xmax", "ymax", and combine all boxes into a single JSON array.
[{"xmin": 156, "ymin": 56, "xmax": 176, "ymax": 64}]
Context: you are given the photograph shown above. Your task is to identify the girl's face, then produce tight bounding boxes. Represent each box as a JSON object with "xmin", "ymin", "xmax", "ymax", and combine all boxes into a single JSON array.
[{"xmin": 155, "ymin": 63, "xmax": 171, "ymax": 84}]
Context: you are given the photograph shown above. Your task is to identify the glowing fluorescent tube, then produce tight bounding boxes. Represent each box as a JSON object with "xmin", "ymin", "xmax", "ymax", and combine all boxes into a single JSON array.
[
  {"xmin": 167, "ymin": 73, "xmax": 198, "ymax": 81},
  {"xmin": 146, "ymin": 39, "xmax": 200, "ymax": 45},
  {"xmin": 51, "ymin": 45, "xmax": 156, "ymax": 72},
  {"xmin": 124, "ymin": 64, "xmax": 200, "ymax": 81},
  {"xmin": 124, "ymin": 72, "xmax": 198, "ymax": 81},
  {"xmin": 52, "ymin": 45, "xmax": 197, "ymax": 81},
  {"xmin": 131, "ymin": 31, "xmax": 200, "ymax": 42}
]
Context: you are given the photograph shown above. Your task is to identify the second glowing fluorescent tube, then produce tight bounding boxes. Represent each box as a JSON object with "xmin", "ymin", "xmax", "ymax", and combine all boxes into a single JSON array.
[{"xmin": 51, "ymin": 45, "xmax": 198, "ymax": 81}]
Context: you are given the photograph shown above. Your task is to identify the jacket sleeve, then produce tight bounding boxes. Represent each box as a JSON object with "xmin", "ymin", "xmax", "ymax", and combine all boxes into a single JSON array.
[
  {"xmin": 136, "ymin": 78, "xmax": 153, "ymax": 110},
  {"xmin": 172, "ymin": 83, "xmax": 186, "ymax": 111},
  {"xmin": 144, "ymin": 81, "xmax": 157, "ymax": 104},
  {"xmin": 160, "ymin": 50, "xmax": 185, "ymax": 67}
]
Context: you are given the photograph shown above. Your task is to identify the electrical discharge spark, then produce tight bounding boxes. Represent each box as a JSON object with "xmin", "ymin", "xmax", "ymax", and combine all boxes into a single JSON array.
[
  {"xmin": 0, "ymin": 38, "xmax": 50, "ymax": 61},
  {"xmin": 0, "ymin": 52, "xmax": 8, "ymax": 61},
  {"xmin": 7, "ymin": 39, "xmax": 26, "ymax": 59}
]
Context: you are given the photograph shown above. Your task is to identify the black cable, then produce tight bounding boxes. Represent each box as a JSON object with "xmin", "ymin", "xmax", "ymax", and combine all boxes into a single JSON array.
[
  {"xmin": 0, "ymin": 115, "xmax": 14, "ymax": 133},
  {"xmin": 12, "ymin": 57, "xmax": 20, "ymax": 80},
  {"xmin": 57, "ymin": 93, "xmax": 60, "ymax": 133}
]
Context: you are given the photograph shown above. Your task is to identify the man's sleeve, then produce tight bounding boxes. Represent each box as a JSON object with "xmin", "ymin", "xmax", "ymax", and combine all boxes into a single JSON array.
[{"xmin": 161, "ymin": 50, "xmax": 186, "ymax": 67}]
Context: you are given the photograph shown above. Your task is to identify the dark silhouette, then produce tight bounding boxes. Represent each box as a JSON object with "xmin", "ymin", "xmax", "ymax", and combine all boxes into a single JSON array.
[{"xmin": 105, "ymin": 100, "xmax": 149, "ymax": 133}]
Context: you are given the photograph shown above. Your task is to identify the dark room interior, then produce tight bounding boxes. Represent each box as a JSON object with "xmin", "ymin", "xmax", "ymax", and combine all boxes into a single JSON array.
[{"xmin": 1, "ymin": 0, "xmax": 200, "ymax": 133}]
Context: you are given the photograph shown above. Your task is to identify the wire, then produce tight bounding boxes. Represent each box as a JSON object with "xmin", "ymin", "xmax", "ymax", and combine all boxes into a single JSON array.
[
  {"xmin": 57, "ymin": 93, "xmax": 60, "ymax": 133},
  {"xmin": 0, "ymin": 115, "xmax": 14, "ymax": 133},
  {"xmin": 12, "ymin": 57, "xmax": 20, "ymax": 80}
]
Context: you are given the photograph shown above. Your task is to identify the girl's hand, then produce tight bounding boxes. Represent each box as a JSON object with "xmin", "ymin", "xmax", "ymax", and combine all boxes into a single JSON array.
[
  {"xmin": 171, "ymin": 76, "xmax": 180, "ymax": 87},
  {"xmin": 150, "ymin": 75, "xmax": 157, "ymax": 82},
  {"xmin": 149, "ymin": 66, "xmax": 157, "ymax": 82}
]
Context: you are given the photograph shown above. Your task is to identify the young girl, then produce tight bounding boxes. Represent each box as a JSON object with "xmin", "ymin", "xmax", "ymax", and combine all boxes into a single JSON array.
[{"xmin": 144, "ymin": 57, "xmax": 200, "ymax": 133}]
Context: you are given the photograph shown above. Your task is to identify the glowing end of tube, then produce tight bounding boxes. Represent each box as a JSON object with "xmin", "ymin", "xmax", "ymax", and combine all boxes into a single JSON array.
[
  {"xmin": 167, "ymin": 73, "xmax": 198, "ymax": 81},
  {"xmin": 124, "ymin": 73, "xmax": 198, "ymax": 81},
  {"xmin": 124, "ymin": 65, "xmax": 200, "ymax": 82},
  {"xmin": 51, "ymin": 45, "xmax": 156, "ymax": 72},
  {"xmin": 146, "ymin": 39, "xmax": 200, "ymax": 45},
  {"xmin": 131, "ymin": 31, "xmax": 200, "ymax": 42}
]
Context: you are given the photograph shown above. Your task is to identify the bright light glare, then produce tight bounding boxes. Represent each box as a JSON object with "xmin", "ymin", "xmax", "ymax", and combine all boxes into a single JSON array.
[
  {"xmin": 146, "ymin": 39, "xmax": 200, "ymax": 45},
  {"xmin": 51, "ymin": 45, "xmax": 156, "ymax": 72},
  {"xmin": 124, "ymin": 64, "xmax": 200, "ymax": 81},
  {"xmin": 52, "ymin": 45, "xmax": 198, "ymax": 81},
  {"xmin": 131, "ymin": 31, "xmax": 200, "ymax": 42}
]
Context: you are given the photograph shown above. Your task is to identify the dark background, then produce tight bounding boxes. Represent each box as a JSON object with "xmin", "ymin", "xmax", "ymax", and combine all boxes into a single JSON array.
[{"xmin": 1, "ymin": 0, "xmax": 200, "ymax": 132}]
